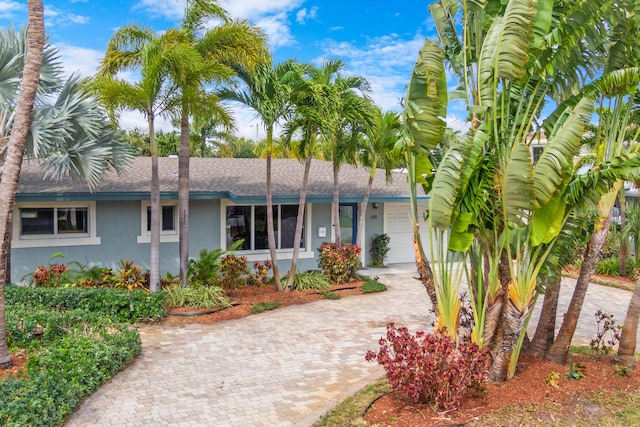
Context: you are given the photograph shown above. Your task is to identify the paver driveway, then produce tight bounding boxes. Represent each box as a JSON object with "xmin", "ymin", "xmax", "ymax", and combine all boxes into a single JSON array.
[{"xmin": 66, "ymin": 269, "xmax": 638, "ymax": 426}]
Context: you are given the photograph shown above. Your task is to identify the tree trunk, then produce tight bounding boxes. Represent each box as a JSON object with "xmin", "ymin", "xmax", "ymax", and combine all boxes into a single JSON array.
[
  {"xmin": 528, "ymin": 276, "xmax": 561, "ymax": 357},
  {"xmin": 355, "ymin": 166, "xmax": 375, "ymax": 249},
  {"xmin": 178, "ymin": 111, "xmax": 190, "ymax": 286},
  {"xmin": 618, "ymin": 189, "xmax": 628, "ymax": 277},
  {"xmin": 0, "ymin": 0, "xmax": 45, "ymax": 370},
  {"xmin": 265, "ymin": 127, "xmax": 282, "ymax": 291},
  {"xmin": 148, "ymin": 115, "xmax": 161, "ymax": 292},
  {"xmin": 546, "ymin": 213, "xmax": 612, "ymax": 365},
  {"xmin": 333, "ymin": 163, "xmax": 341, "ymax": 247},
  {"xmin": 285, "ymin": 146, "xmax": 314, "ymax": 290},
  {"xmin": 617, "ymin": 276, "xmax": 640, "ymax": 368}
]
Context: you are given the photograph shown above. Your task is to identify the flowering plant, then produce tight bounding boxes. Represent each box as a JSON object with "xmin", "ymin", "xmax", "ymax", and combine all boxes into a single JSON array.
[{"xmin": 317, "ymin": 242, "xmax": 361, "ymax": 284}]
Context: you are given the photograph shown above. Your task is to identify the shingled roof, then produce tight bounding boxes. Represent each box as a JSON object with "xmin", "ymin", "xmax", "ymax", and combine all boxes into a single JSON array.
[{"xmin": 17, "ymin": 157, "xmax": 426, "ymax": 203}]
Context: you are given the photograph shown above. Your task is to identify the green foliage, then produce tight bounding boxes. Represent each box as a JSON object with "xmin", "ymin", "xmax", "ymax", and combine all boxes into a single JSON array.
[
  {"xmin": 250, "ymin": 301, "xmax": 280, "ymax": 313},
  {"xmin": 564, "ymin": 361, "xmax": 586, "ymax": 380},
  {"xmin": 369, "ymin": 233, "xmax": 390, "ymax": 267},
  {"xmin": 1, "ymin": 288, "xmax": 142, "ymax": 426},
  {"xmin": 284, "ymin": 271, "xmax": 330, "ymax": 290},
  {"xmin": 623, "ymin": 204, "xmax": 640, "ymax": 264},
  {"xmin": 249, "ymin": 260, "xmax": 272, "ymax": 286},
  {"xmin": 361, "ymin": 278, "xmax": 387, "ymax": 293},
  {"xmin": 164, "ymin": 284, "xmax": 231, "ymax": 309},
  {"xmin": 103, "ymin": 259, "xmax": 148, "ymax": 291},
  {"xmin": 319, "ymin": 290, "xmax": 340, "ymax": 300},
  {"xmin": 27, "ymin": 252, "xmax": 84, "ymax": 287},
  {"xmin": 0, "ymin": 325, "xmax": 140, "ymax": 426},
  {"xmin": 188, "ymin": 241, "xmax": 244, "ymax": 287},
  {"xmin": 317, "ymin": 242, "xmax": 362, "ymax": 284},
  {"xmin": 4, "ymin": 285, "xmax": 166, "ymax": 323},
  {"xmin": 595, "ymin": 257, "xmax": 637, "ymax": 277}
]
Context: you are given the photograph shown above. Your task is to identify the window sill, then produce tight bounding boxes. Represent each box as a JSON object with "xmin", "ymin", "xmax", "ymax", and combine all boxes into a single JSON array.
[
  {"xmin": 240, "ymin": 250, "xmax": 315, "ymax": 262},
  {"xmin": 137, "ymin": 234, "xmax": 179, "ymax": 244},
  {"xmin": 13, "ymin": 236, "xmax": 101, "ymax": 249}
]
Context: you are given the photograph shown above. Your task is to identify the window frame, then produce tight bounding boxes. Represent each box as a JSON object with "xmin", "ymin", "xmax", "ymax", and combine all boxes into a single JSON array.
[
  {"xmin": 137, "ymin": 200, "xmax": 179, "ymax": 243},
  {"xmin": 12, "ymin": 201, "xmax": 100, "ymax": 248},
  {"xmin": 221, "ymin": 201, "xmax": 314, "ymax": 261}
]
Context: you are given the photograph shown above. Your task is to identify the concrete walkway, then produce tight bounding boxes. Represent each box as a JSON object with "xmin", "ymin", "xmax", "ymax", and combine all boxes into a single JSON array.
[{"xmin": 66, "ymin": 267, "xmax": 639, "ymax": 426}]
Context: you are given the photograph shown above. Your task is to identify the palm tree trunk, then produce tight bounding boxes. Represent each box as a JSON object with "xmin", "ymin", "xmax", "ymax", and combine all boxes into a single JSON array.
[
  {"xmin": 617, "ymin": 277, "xmax": 640, "ymax": 368},
  {"xmin": 546, "ymin": 213, "xmax": 612, "ymax": 365},
  {"xmin": 265, "ymin": 127, "xmax": 282, "ymax": 291},
  {"xmin": 618, "ymin": 189, "xmax": 628, "ymax": 277},
  {"xmin": 148, "ymin": 115, "xmax": 161, "ymax": 292},
  {"xmin": 528, "ymin": 276, "xmax": 561, "ymax": 357},
  {"xmin": 355, "ymin": 165, "xmax": 375, "ymax": 249},
  {"xmin": 0, "ymin": 0, "xmax": 45, "ymax": 370},
  {"xmin": 285, "ymin": 149, "xmax": 314, "ymax": 290},
  {"xmin": 178, "ymin": 110, "xmax": 190, "ymax": 286},
  {"xmin": 333, "ymin": 164, "xmax": 341, "ymax": 246}
]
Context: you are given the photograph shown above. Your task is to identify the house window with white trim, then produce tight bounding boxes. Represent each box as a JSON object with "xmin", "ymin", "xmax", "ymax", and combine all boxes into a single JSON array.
[
  {"xmin": 13, "ymin": 202, "xmax": 100, "ymax": 248},
  {"xmin": 225, "ymin": 204, "xmax": 304, "ymax": 251},
  {"xmin": 137, "ymin": 201, "xmax": 178, "ymax": 243}
]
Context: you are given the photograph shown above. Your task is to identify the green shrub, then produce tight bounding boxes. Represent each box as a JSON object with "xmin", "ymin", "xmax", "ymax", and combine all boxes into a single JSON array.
[
  {"xmin": 27, "ymin": 252, "xmax": 84, "ymax": 287},
  {"xmin": 317, "ymin": 243, "xmax": 361, "ymax": 284},
  {"xmin": 5, "ymin": 285, "xmax": 166, "ymax": 323},
  {"xmin": 319, "ymin": 290, "xmax": 340, "ymax": 300},
  {"xmin": 285, "ymin": 271, "xmax": 330, "ymax": 290},
  {"xmin": 361, "ymin": 279, "xmax": 387, "ymax": 293},
  {"xmin": 250, "ymin": 301, "xmax": 280, "ymax": 313},
  {"xmin": 595, "ymin": 257, "xmax": 638, "ymax": 277},
  {"xmin": 369, "ymin": 233, "xmax": 390, "ymax": 267},
  {"xmin": 187, "ymin": 247, "xmax": 225, "ymax": 286},
  {"xmin": 0, "ymin": 324, "xmax": 140, "ymax": 426},
  {"xmin": 165, "ymin": 284, "xmax": 231, "ymax": 309}
]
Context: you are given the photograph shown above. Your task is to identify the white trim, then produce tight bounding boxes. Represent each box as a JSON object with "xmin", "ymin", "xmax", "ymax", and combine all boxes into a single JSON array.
[
  {"xmin": 137, "ymin": 200, "xmax": 179, "ymax": 243},
  {"xmin": 220, "ymin": 200, "xmax": 314, "ymax": 258},
  {"xmin": 12, "ymin": 201, "xmax": 101, "ymax": 248}
]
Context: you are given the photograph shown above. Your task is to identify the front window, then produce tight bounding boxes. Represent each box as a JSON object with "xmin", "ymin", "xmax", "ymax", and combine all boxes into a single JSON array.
[
  {"xmin": 21, "ymin": 207, "xmax": 88, "ymax": 236},
  {"xmin": 226, "ymin": 204, "xmax": 304, "ymax": 251},
  {"xmin": 146, "ymin": 205, "xmax": 176, "ymax": 232}
]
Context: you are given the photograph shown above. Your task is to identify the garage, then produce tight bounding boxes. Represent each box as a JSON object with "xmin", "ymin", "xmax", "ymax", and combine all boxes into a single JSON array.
[{"xmin": 383, "ymin": 202, "xmax": 433, "ymax": 264}]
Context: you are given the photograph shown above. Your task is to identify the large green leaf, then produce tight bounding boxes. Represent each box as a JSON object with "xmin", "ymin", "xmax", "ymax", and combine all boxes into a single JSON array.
[
  {"xmin": 529, "ymin": 195, "xmax": 567, "ymax": 246},
  {"xmin": 403, "ymin": 39, "xmax": 448, "ymax": 154},
  {"xmin": 495, "ymin": 0, "xmax": 537, "ymax": 81},
  {"xmin": 503, "ymin": 140, "xmax": 534, "ymax": 225},
  {"xmin": 533, "ymin": 96, "xmax": 593, "ymax": 206}
]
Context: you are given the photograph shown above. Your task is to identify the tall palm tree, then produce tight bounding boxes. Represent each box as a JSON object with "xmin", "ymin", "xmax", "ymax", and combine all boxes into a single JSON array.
[
  {"xmin": 0, "ymin": 0, "xmax": 45, "ymax": 371},
  {"xmin": 171, "ymin": 0, "xmax": 268, "ymax": 285},
  {"xmin": 94, "ymin": 24, "xmax": 183, "ymax": 292},
  {"xmin": 282, "ymin": 60, "xmax": 361, "ymax": 289},
  {"xmin": 355, "ymin": 108, "xmax": 402, "ymax": 249},
  {"xmin": 219, "ymin": 60, "xmax": 302, "ymax": 291}
]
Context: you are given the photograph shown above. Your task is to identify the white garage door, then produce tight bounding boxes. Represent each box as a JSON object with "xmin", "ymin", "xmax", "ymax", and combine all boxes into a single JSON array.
[{"xmin": 384, "ymin": 202, "xmax": 432, "ymax": 264}]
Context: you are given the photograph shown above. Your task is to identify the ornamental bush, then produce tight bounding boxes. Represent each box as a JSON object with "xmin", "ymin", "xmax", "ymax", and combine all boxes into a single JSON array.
[
  {"xmin": 317, "ymin": 242, "xmax": 361, "ymax": 284},
  {"xmin": 365, "ymin": 323, "xmax": 489, "ymax": 411}
]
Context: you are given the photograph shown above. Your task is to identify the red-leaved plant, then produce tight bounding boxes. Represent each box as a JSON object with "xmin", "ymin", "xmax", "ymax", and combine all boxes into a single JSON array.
[
  {"xmin": 317, "ymin": 242, "xmax": 361, "ymax": 284},
  {"xmin": 365, "ymin": 323, "xmax": 489, "ymax": 411}
]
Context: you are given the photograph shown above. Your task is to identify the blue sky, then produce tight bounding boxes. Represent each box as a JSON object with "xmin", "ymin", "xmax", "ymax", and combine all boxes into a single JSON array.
[{"xmin": 0, "ymin": 1, "xmax": 454, "ymax": 138}]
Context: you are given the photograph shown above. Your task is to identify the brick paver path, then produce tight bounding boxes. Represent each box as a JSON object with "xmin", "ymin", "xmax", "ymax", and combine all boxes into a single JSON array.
[{"xmin": 66, "ymin": 270, "xmax": 638, "ymax": 426}]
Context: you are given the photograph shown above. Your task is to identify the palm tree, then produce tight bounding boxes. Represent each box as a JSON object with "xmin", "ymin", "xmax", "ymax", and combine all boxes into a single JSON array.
[
  {"xmin": 0, "ymin": 0, "xmax": 45, "ymax": 371},
  {"xmin": 171, "ymin": 0, "xmax": 268, "ymax": 285},
  {"xmin": 219, "ymin": 60, "xmax": 302, "ymax": 290},
  {"xmin": 282, "ymin": 60, "xmax": 364, "ymax": 289},
  {"xmin": 355, "ymin": 108, "xmax": 402, "ymax": 249},
  {"xmin": 618, "ymin": 205, "xmax": 640, "ymax": 366},
  {"xmin": 93, "ymin": 24, "xmax": 182, "ymax": 292}
]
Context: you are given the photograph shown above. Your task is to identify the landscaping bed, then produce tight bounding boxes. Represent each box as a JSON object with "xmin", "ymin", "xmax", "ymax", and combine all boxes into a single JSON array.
[{"xmin": 163, "ymin": 281, "xmax": 367, "ymax": 325}]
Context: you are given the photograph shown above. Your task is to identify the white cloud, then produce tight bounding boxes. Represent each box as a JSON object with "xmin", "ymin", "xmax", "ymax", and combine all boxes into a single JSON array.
[
  {"xmin": 295, "ymin": 6, "xmax": 317, "ymax": 25},
  {"xmin": 134, "ymin": 0, "xmax": 185, "ymax": 20},
  {"xmin": 54, "ymin": 42, "xmax": 103, "ymax": 77},
  {"xmin": 44, "ymin": 5, "xmax": 90, "ymax": 28},
  {"xmin": 316, "ymin": 33, "xmax": 426, "ymax": 111},
  {"xmin": 68, "ymin": 14, "xmax": 90, "ymax": 25},
  {"xmin": 70, "ymin": 0, "xmax": 88, "ymax": 3},
  {"xmin": 0, "ymin": 1, "xmax": 22, "ymax": 19},
  {"xmin": 254, "ymin": 13, "xmax": 294, "ymax": 49}
]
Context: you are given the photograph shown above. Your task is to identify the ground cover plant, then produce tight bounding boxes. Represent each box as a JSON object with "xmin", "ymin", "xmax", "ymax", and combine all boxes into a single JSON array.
[{"xmin": 0, "ymin": 284, "xmax": 162, "ymax": 425}]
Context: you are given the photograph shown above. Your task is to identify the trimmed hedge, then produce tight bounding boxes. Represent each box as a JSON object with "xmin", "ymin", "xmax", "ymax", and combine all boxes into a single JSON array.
[
  {"xmin": 0, "ymin": 325, "xmax": 141, "ymax": 426},
  {"xmin": 5, "ymin": 285, "xmax": 166, "ymax": 323}
]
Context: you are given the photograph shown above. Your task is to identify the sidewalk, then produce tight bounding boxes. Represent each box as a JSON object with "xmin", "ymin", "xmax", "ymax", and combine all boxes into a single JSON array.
[{"xmin": 66, "ymin": 269, "xmax": 638, "ymax": 426}]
